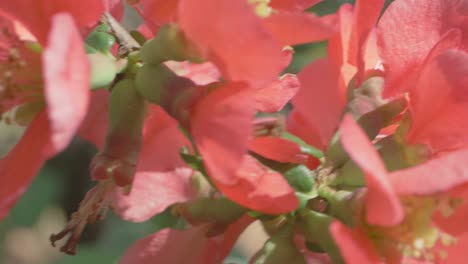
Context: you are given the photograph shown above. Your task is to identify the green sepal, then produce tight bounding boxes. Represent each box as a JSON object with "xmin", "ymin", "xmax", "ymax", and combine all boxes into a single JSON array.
[
  {"xmin": 316, "ymin": 186, "xmax": 364, "ymax": 227},
  {"xmin": 298, "ymin": 210, "xmax": 345, "ymax": 264},
  {"xmin": 333, "ymin": 134, "xmax": 426, "ymax": 188},
  {"xmin": 282, "ymin": 132, "xmax": 323, "ymax": 159},
  {"xmin": 326, "ymin": 98, "xmax": 407, "ymax": 168},
  {"xmin": 179, "ymin": 150, "xmax": 209, "ymax": 177},
  {"xmin": 104, "ymin": 78, "xmax": 146, "ymax": 160},
  {"xmin": 140, "ymin": 24, "xmax": 202, "ymax": 65},
  {"xmin": 85, "ymin": 24, "xmax": 116, "ymax": 54},
  {"xmin": 173, "ymin": 197, "xmax": 246, "ymax": 227},
  {"xmin": 252, "ymin": 224, "xmax": 307, "ymax": 264},
  {"xmin": 283, "ymin": 164, "xmax": 315, "ymax": 193},
  {"xmin": 134, "ymin": 63, "xmax": 185, "ymax": 105},
  {"xmin": 88, "ymin": 53, "xmax": 118, "ymax": 89}
]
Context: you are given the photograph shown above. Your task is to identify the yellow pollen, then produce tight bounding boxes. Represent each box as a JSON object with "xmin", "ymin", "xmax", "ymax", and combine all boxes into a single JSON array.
[
  {"xmin": 248, "ymin": 0, "xmax": 274, "ymax": 18},
  {"xmin": 367, "ymin": 196, "xmax": 455, "ymax": 262}
]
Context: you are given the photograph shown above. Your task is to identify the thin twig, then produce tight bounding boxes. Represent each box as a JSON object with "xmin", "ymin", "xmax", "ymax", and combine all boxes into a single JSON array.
[{"xmin": 100, "ymin": 12, "xmax": 141, "ymax": 57}]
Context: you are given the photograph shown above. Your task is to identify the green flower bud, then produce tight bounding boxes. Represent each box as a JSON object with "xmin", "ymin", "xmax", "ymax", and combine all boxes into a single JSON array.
[
  {"xmin": 172, "ymin": 197, "xmax": 246, "ymax": 226},
  {"xmin": 252, "ymin": 224, "xmax": 306, "ymax": 264},
  {"xmin": 283, "ymin": 164, "xmax": 315, "ymax": 193},
  {"xmin": 91, "ymin": 78, "xmax": 146, "ymax": 187},
  {"xmin": 140, "ymin": 24, "xmax": 202, "ymax": 65},
  {"xmin": 297, "ymin": 210, "xmax": 345, "ymax": 264},
  {"xmin": 85, "ymin": 24, "xmax": 116, "ymax": 54}
]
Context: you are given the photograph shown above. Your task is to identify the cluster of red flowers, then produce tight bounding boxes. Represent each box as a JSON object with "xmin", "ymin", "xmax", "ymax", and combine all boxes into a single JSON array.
[{"xmin": 1, "ymin": 0, "xmax": 468, "ymax": 263}]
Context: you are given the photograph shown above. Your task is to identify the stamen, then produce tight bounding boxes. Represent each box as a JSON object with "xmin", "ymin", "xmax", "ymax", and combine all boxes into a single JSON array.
[
  {"xmin": 50, "ymin": 180, "xmax": 115, "ymax": 255},
  {"xmin": 0, "ymin": 21, "xmax": 43, "ymax": 123}
]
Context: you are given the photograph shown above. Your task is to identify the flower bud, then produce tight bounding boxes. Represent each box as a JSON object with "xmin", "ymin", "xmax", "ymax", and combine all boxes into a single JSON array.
[
  {"xmin": 283, "ymin": 164, "xmax": 315, "ymax": 193},
  {"xmin": 172, "ymin": 197, "xmax": 246, "ymax": 226},
  {"xmin": 140, "ymin": 24, "xmax": 202, "ymax": 65},
  {"xmin": 297, "ymin": 210, "xmax": 345, "ymax": 264},
  {"xmin": 251, "ymin": 224, "xmax": 306, "ymax": 264},
  {"xmin": 91, "ymin": 78, "xmax": 146, "ymax": 187}
]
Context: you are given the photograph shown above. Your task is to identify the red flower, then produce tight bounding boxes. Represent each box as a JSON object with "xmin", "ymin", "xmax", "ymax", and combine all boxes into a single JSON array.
[
  {"xmin": 404, "ymin": 49, "xmax": 468, "ymax": 154},
  {"xmin": 377, "ymin": 0, "xmax": 468, "ymax": 98},
  {"xmin": 0, "ymin": 1, "xmax": 104, "ymax": 218},
  {"xmin": 289, "ymin": 0, "xmax": 384, "ymax": 149}
]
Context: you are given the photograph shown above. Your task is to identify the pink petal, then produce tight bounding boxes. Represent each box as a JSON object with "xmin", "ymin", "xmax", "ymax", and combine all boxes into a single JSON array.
[
  {"xmin": 329, "ymin": 221, "xmax": 383, "ymax": 264},
  {"xmin": 433, "ymin": 186, "xmax": 468, "ymax": 235},
  {"xmin": 0, "ymin": 111, "xmax": 50, "ymax": 219},
  {"xmin": 270, "ymin": 0, "xmax": 322, "ymax": 11},
  {"xmin": 406, "ymin": 49, "xmax": 468, "ymax": 152},
  {"xmin": 120, "ymin": 215, "xmax": 253, "ymax": 264},
  {"xmin": 327, "ymin": 3, "xmax": 353, "ymax": 71},
  {"xmin": 113, "ymin": 108, "xmax": 194, "ymax": 222},
  {"xmin": 43, "ymin": 13, "xmax": 90, "ymax": 155},
  {"xmin": 164, "ymin": 61, "xmax": 220, "ymax": 86},
  {"xmin": 248, "ymin": 136, "xmax": 308, "ymax": 164},
  {"xmin": 348, "ymin": 0, "xmax": 384, "ymax": 83},
  {"xmin": 139, "ymin": 0, "xmax": 179, "ymax": 27},
  {"xmin": 105, "ymin": 0, "xmax": 124, "ymax": 21},
  {"xmin": 377, "ymin": 0, "xmax": 466, "ymax": 97},
  {"xmin": 339, "ymin": 115, "xmax": 404, "ymax": 226},
  {"xmin": 433, "ymin": 226, "xmax": 468, "ymax": 263},
  {"xmin": 262, "ymin": 12, "xmax": 338, "ymax": 46},
  {"xmin": 191, "ymin": 83, "xmax": 255, "ymax": 185},
  {"xmin": 113, "ymin": 168, "xmax": 193, "ymax": 222},
  {"xmin": 286, "ymin": 110, "xmax": 324, "ymax": 150},
  {"xmin": 178, "ymin": 0, "xmax": 284, "ymax": 88},
  {"xmin": 291, "ymin": 58, "xmax": 345, "ymax": 148},
  {"xmin": 78, "ymin": 90, "xmax": 109, "ymax": 149},
  {"xmin": 390, "ymin": 149, "xmax": 468, "ymax": 195},
  {"xmin": 0, "ymin": 0, "xmax": 105, "ymax": 44},
  {"xmin": 255, "ymin": 74, "xmax": 300, "ymax": 113},
  {"xmin": 214, "ymin": 155, "xmax": 299, "ymax": 215}
]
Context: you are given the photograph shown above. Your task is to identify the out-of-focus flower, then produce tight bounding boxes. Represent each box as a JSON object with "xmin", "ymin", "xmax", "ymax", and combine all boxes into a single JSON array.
[{"xmin": 0, "ymin": 0, "xmax": 106, "ymax": 218}]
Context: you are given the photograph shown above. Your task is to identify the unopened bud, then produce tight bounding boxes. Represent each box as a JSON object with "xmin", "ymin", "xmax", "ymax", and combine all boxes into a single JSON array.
[
  {"xmin": 140, "ymin": 24, "xmax": 202, "ymax": 65},
  {"xmin": 252, "ymin": 224, "xmax": 306, "ymax": 264}
]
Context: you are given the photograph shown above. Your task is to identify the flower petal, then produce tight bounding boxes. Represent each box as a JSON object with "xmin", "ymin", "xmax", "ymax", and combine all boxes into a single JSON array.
[
  {"xmin": 255, "ymin": 73, "xmax": 299, "ymax": 113},
  {"xmin": 291, "ymin": 58, "xmax": 345, "ymax": 149},
  {"xmin": 78, "ymin": 90, "xmax": 109, "ymax": 149},
  {"xmin": 0, "ymin": 0, "xmax": 104, "ymax": 44},
  {"xmin": 377, "ymin": 0, "xmax": 466, "ymax": 97},
  {"xmin": 191, "ymin": 83, "xmax": 255, "ymax": 185},
  {"xmin": 0, "ymin": 111, "xmax": 50, "ymax": 219},
  {"xmin": 248, "ymin": 136, "xmax": 307, "ymax": 164},
  {"xmin": 406, "ymin": 49, "xmax": 468, "ymax": 152},
  {"xmin": 178, "ymin": 0, "xmax": 284, "ymax": 87},
  {"xmin": 120, "ymin": 215, "xmax": 252, "ymax": 264},
  {"xmin": 329, "ymin": 221, "xmax": 383, "ymax": 264},
  {"xmin": 262, "ymin": 12, "xmax": 337, "ymax": 46},
  {"xmin": 113, "ymin": 107, "xmax": 194, "ymax": 222},
  {"xmin": 214, "ymin": 155, "xmax": 298, "ymax": 215},
  {"xmin": 270, "ymin": 0, "xmax": 322, "ymax": 11},
  {"xmin": 43, "ymin": 13, "xmax": 90, "ymax": 155},
  {"xmin": 339, "ymin": 115, "xmax": 404, "ymax": 226},
  {"xmin": 390, "ymin": 149, "xmax": 468, "ymax": 195}
]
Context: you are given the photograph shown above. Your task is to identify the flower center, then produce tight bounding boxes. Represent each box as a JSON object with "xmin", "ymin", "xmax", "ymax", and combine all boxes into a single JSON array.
[
  {"xmin": 0, "ymin": 21, "xmax": 44, "ymax": 124},
  {"xmin": 367, "ymin": 196, "xmax": 456, "ymax": 262}
]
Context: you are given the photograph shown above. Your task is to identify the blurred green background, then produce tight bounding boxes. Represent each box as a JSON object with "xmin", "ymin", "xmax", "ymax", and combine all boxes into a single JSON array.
[{"xmin": 0, "ymin": 1, "xmax": 393, "ymax": 263}]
